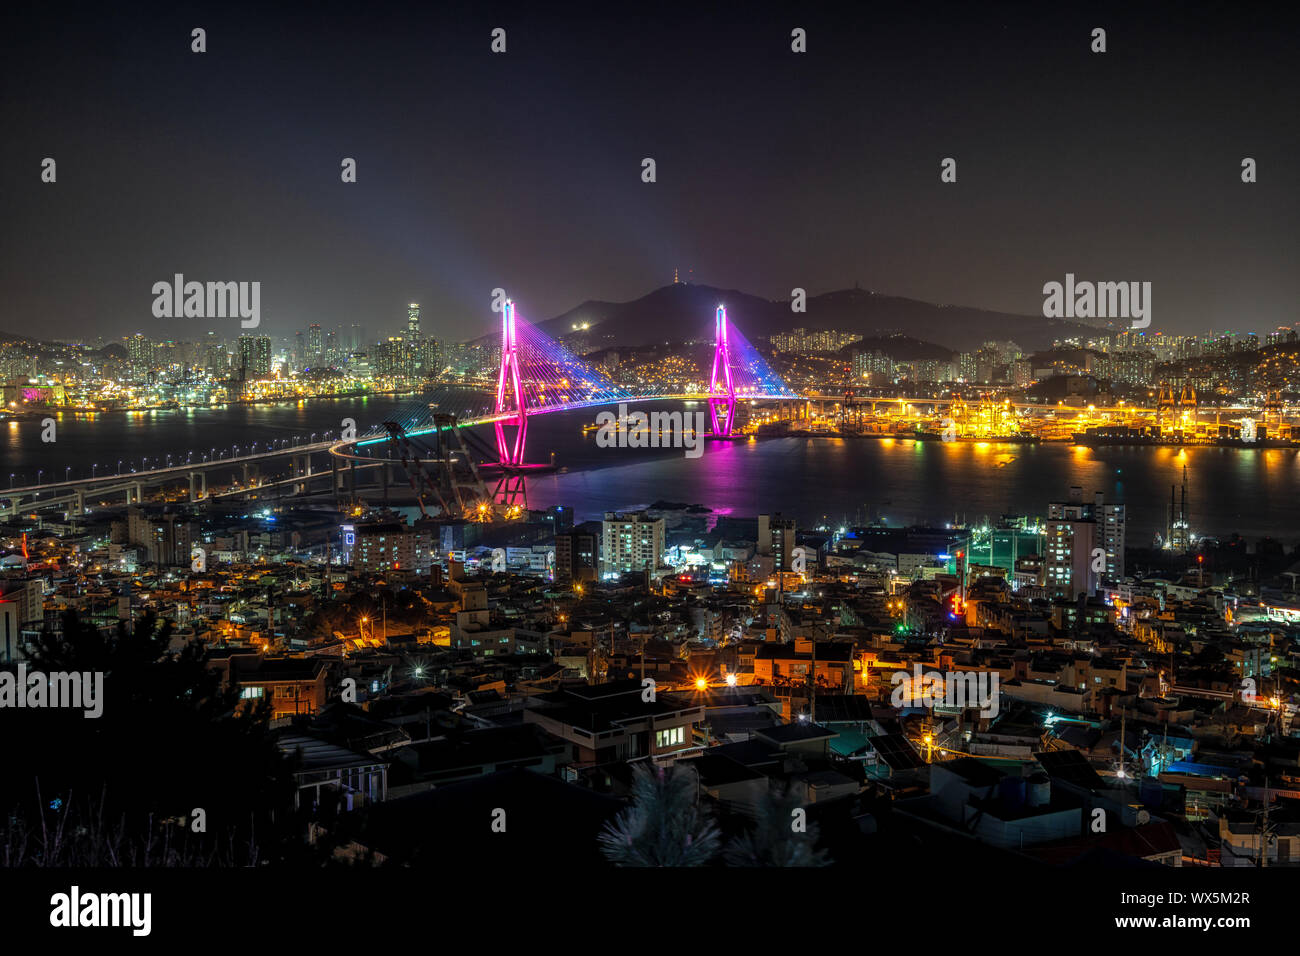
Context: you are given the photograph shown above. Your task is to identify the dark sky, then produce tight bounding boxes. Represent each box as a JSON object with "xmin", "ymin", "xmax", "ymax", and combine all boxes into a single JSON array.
[{"xmin": 2, "ymin": 0, "xmax": 1297, "ymax": 344}]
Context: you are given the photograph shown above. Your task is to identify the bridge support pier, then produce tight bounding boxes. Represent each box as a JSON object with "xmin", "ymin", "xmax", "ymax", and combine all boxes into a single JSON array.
[
  {"xmin": 189, "ymin": 471, "xmax": 206, "ymax": 502},
  {"xmin": 709, "ymin": 305, "xmax": 737, "ymax": 437},
  {"xmin": 493, "ymin": 300, "xmax": 528, "ymax": 466}
]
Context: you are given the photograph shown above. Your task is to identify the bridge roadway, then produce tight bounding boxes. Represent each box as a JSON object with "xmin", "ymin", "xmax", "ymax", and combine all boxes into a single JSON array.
[
  {"xmin": 354, "ymin": 391, "xmax": 802, "ymax": 446},
  {"xmin": 0, "ymin": 440, "xmax": 346, "ymax": 517}
]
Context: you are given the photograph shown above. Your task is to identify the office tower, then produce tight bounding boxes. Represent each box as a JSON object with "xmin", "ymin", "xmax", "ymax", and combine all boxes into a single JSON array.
[
  {"xmin": 1046, "ymin": 486, "xmax": 1125, "ymax": 598},
  {"xmin": 325, "ymin": 329, "xmax": 338, "ymax": 364},
  {"xmin": 407, "ymin": 303, "xmax": 421, "ymax": 341},
  {"xmin": 601, "ymin": 511, "xmax": 665, "ymax": 576},
  {"xmin": 238, "ymin": 335, "xmax": 272, "ymax": 379},
  {"xmin": 555, "ymin": 531, "xmax": 597, "ymax": 585},
  {"xmin": 349, "ymin": 323, "xmax": 364, "ymax": 351}
]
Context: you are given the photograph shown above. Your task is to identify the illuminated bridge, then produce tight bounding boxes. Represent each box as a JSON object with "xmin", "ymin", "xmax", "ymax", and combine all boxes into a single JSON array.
[
  {"xmin": 321, "ymin": 300, "xmax": 800, "ymax": 516},
  {"xmin": 0, "ymin": 303, "xmax": 798, "ymax": 518},
  {"xmin": 339, "ymin": 301, "xmax": 798, "ymax": 461}
]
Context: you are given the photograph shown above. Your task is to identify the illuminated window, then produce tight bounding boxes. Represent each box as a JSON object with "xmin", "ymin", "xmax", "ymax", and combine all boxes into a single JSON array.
[{"xmin": 655, "ymin": 726, "xmax": 685, "ymax": 748}]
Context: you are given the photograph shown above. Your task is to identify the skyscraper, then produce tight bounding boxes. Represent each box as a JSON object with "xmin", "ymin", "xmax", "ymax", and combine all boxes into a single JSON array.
[
  {"xmin": 238, "ymin": 335, "xmax": 272, "ymax": 379},
  {"xmin": 205, "ymin": 337, "xmax": 228, "ymax": 376},
  {"xmin": 306, "ymin": 324, "xmax": 323, "ymax": 366},
  {"xmin": 407, "ymin": 303, "xmax": 421, "ymax": 341},
  {"xmin": 126, "ymin": 334, "xmax": 155, "ymax": 375}
]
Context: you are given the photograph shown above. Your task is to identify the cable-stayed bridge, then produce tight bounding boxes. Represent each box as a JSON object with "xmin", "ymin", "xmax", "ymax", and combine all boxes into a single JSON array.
[
  {"xmin": 345, "ymin": 301, "xmax": 799, "ymax": 464},
  {"xmin": 0, "ymin": 303, "xmax": 798, "ymax": 519}
]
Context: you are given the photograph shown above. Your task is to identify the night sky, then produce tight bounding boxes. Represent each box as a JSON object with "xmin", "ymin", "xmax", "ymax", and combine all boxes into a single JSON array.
[{"xmin": 2, "ymin": 0, "xmax": 1297, "ymax": 343}]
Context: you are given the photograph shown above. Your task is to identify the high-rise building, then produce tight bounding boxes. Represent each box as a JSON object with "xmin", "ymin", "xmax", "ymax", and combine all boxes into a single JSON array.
[
  {"xmin": 852, "ymin": 349, "xmax": 893, "ymax": 385},
  {"xmin": 353, "ymin": 519, "xmax": 434, "ymax": 573},
  {"xmin": 601, "ymin": 511, "xmax": 664, "ymax": 577},
  {"xmin": 758, "ymin": 513, "xmax": 796, "ymax": 572},
  {"xmin": 126, "ymin": 334, "xmax": 156, "ymax": 374},
  {"xmin": 306, "ymin": 324, "xmax": 323, "ymax": 366},
  {"xmin": 127, "ymin": 507, "xmax": 198, "ymax": 567},
  {"xmin": 375, "ymin": 336, "xmax": 409, "ymax": 378},
  {"xmin": 407, "ymin": 303, "xmax": 421, "ymax": 342},
  {"xmin": 555, "ymin": 531, "xmax": 597, "ymax": 585},
  {"xmin": 205, "ymin": 341, "xmax": 228, "ymax": 376},
  {"xmin": 1046, "ymin": 487, "xmax": 1125, "ymax": 598},
  {"xmin": 238, "ymin": 335, "xmax": 272, "ymax": 379}
]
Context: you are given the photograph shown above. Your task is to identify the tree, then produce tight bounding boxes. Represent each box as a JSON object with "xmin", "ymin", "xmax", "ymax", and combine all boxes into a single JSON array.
[
  {"xmin": 598, "ymin": 764, "xmax": 720, "ymax": 866},
  {"xmin": 723, "ymin": 785, "xmax": 832, "ymax": 867},
  {"xmin": 1, "ymin": 611, "xmax": 298, "ymax": 865}
]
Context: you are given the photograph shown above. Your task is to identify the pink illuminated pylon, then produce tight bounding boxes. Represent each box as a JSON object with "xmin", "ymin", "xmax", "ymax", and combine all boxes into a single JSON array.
[
  {"xmin": 709, "ymin": 304, "xmax": 736, "ymax": 436},
  {"xmin": 494, "ymin": 300, "xmax": 527, "ymax": 465}
]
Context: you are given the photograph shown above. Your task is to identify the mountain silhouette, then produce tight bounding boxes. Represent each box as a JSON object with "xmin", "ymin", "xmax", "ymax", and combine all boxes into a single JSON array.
[{"xmin": 532, "ymin": 283, "xmax": 1100, "ymax": 352}]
